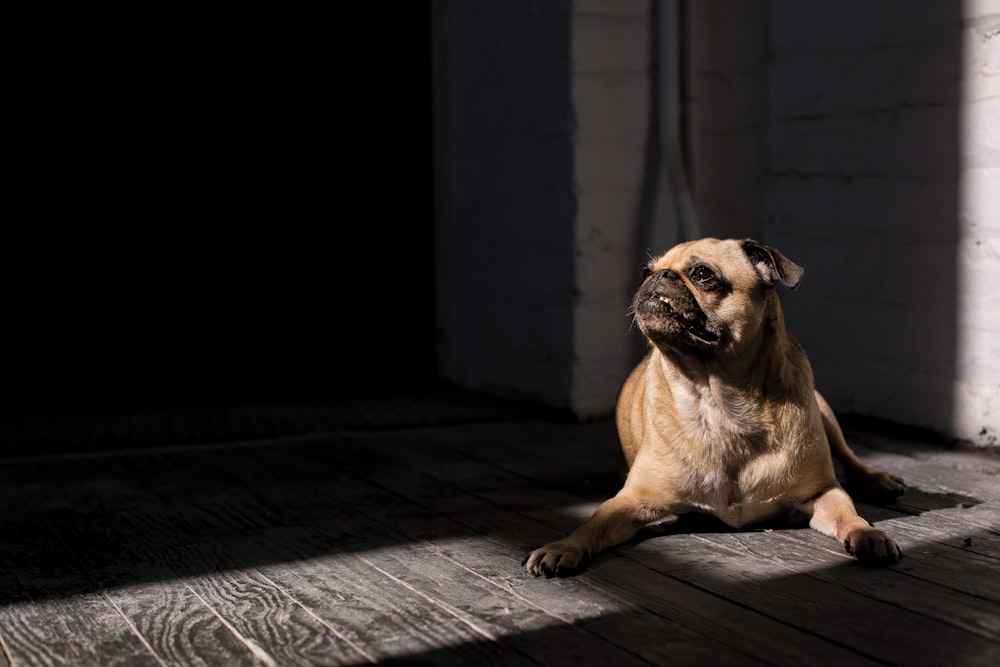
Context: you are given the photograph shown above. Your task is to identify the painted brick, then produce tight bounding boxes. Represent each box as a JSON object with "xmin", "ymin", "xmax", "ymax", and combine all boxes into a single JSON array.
[
  {"xmin": 767, "ymin": 1, "xmax": 998, "ymax": 446},
  {"xmin": 572, "ymin": 72, "xmax": 651, "ymax": 139},
  {"xmin": 959, "ymin": 169, "xmax": 1000, "ymax": 233},
  {"xmin": 571, "ymin": 12, "xmax": 651, "ymax": 73},
  {"xmin": 573, "ymin": 0, "xmax": 648, "ymax": 18},
  {"xmin": 574, "ymin": 136, "xmax": 653, "ymax": 189},
  {"xmin": 770, "ymin": 110, "xmax": 959, "ymax": 178}
]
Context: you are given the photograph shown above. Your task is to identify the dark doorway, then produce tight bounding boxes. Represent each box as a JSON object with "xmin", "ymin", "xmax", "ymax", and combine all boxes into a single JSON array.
[{"xmin": 4, "ymin": 7, "xmax": 436, "ymax": 417}]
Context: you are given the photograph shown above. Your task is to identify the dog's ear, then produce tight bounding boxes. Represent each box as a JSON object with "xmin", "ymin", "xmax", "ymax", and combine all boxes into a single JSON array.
[{"xmin": 740, "ymin": 239, "xmax": 804, "ymax": 290}]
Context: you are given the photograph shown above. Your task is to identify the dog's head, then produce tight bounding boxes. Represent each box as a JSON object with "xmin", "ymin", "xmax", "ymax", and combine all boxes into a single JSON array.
[{"xmin": 631, "ymin": 238, "xmax": 804, "ymax": 354}]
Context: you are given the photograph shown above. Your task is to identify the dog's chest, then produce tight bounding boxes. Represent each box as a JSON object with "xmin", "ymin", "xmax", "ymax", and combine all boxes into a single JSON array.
[
  {"xmin": 695, "ymin": 453, "xmax": 797, "ymax": 527},
  {"xmin": 675, "ymin": 381, "xmax": 765, "ymax": 447},
  {"xmin": 674, "ymin": 387, "xmax": 794, "ymax": 525}
]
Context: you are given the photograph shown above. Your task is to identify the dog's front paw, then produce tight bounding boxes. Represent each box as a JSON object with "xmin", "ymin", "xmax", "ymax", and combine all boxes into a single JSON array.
[
  {"xmin": 844, "ymin": 527, "xmax": 902, "ymax": 565},
  {"xmin": 522, "ymin": 540, "xmax": 589, "ymax": 578},
  {"xmin": 847, "ymin": 469, "xmax": 906, "ymax": 502}
]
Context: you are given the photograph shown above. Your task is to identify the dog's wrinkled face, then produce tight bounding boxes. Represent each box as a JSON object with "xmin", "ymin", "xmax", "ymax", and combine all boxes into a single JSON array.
[{"xmin": 632, "ymin": 238, "xmax": 804, "ymax": 353}]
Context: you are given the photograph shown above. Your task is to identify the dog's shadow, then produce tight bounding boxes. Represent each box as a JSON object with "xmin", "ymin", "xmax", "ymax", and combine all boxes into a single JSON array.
[
  {"xmin": 866, "ymin": 485, "xmax": 984, "ymax": 513},
  {"xmin": 626, "ymin": 482, "xmax": 985, "ymax": 546}
]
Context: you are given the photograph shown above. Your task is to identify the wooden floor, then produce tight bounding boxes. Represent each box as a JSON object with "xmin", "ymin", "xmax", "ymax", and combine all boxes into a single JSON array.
[{"xmin": 0, "ymin": 394, "xmax": 998, "ymax": 666}]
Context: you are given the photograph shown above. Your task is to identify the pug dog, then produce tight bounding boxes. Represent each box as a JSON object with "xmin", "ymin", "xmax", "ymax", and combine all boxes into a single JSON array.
[{"xmin": 524, "ymin": 237, "xmax": 905, "ymax": 577}]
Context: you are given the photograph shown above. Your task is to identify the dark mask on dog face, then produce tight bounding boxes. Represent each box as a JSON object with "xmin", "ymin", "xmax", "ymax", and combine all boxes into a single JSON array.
[{"xmin": 631, "ymin": 238, "xmax": 804, "ymax": 354}]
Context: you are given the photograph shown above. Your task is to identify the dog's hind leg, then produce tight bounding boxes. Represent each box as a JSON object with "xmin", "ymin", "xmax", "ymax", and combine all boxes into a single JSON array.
[{"xmin": 815, "ymin": 390, "xmax": 906, "ymax": 501}]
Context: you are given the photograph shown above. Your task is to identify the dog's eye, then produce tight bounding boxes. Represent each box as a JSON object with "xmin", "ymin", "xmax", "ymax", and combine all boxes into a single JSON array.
[{"xmin": 689, "ymin": 264, "xmax": 719, "ymax": 287}]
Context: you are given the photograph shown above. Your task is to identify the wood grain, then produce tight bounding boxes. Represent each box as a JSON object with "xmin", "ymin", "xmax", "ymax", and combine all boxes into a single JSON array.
[{"xmin": 0, "ymin": 407, "xmax": 997, "ymax": 666}]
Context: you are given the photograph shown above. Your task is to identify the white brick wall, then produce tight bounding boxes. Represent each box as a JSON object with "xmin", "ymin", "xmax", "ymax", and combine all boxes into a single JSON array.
[
  {"xmin": 954, "ymin": 1, "xmax": 1000, "ymax": 447},
  {"xmin": 570, "ymin": 0, "xmax": 675, "ymax": 418},
  {"xmin": 765, "ymin": 0, "xmax": 1000, "ymax": 447},
  {"xmin": 684, "ymin": 0, "xmax": 769, "ymax": 240},
  {"xmin": 435, "ymin": 1, "xmax": 998, "ymax": 445}
]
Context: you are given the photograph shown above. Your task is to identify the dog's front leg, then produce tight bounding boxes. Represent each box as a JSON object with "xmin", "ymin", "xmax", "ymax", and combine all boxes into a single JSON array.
[
  {"xmin": 523, "ymin": 493, "xmax": 664, "ymax": 577},
  {"xmin": 805, "ymin": 486, "xmax": 902, "ymax": 565}
]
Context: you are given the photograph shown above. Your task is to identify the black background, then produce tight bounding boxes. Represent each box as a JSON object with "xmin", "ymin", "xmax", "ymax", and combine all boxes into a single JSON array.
[{"xmin": 4, "ymin": 7, "xmax": 436, "ymax": 416}]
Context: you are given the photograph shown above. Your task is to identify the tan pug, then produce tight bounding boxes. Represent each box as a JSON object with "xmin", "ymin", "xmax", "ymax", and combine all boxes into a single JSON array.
[{"xmin": 524, "ymin": 237, "xmax": 905, "ymax": 577}]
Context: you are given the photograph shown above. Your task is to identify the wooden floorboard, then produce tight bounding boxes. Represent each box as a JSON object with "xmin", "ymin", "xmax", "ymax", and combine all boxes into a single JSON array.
[{"xmin": 0, "ymin": 401, "xmax": 998, "ymax": 666}]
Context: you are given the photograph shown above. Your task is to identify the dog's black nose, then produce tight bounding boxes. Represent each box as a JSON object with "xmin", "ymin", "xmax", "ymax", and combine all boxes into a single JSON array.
[{"xmin": 657, "ymin": 269, "xmax": 679, "ymax": 281}]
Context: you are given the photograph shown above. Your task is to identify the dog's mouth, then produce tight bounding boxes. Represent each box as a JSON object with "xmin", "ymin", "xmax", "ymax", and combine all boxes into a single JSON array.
[{"xmin": 638, "ymin": 293, "xmax": 720, "ymax": 346}]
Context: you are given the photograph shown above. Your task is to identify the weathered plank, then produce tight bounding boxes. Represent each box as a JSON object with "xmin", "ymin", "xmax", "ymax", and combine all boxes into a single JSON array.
[
  {"xmin": 876, "ymin": 507, "xmax": 1000, "ymax": 558},
  {"xmin": 83, "ymin": 444, "xmax": 546, "ymax": 665},
  {"xmin": 209, "ymin": 444, "xmax": 773, "ymax": 667},
  {"xmin": 0, "ymin": 519, "xmax": 161, "ymax": 667},
  {"xmin": 369, "ymin": 427, "xmax": 1000, "ymax": 665},
  {"xmin": 305, "ymin": 431, "xmax": 893, "ymax": 666},
  {"xmin": 75, "ymin": 453, "xmax": 401, "ymax": 667},
  {"xmin": 104, "ymin": 580, "xmax": 265, "ymax": 667},
  {"xmin": 4, "ymin": 452, "xmax": 376, "ymax": 666},
  {"xmin": 0, "ymin": 595, "xmax": 164, "ymax": 667},
  {"xmin": 845, "ymin": 443, "xmax": 1000, "ymax": 503},
  {"xmin": 1, "ymin": 411, "xmax": 997, "ymax": 667},
  {"xmin": 717, "ymin": 524, "xmax": 1000, "ymax": 640},
  {"xmin": 864, "ymin": 512, "xmax": 1000, "ymax": 601},
  {"xmin": 189, "ymin": 439, "xmax": 638, "ymax": 665},
  {"xmin": 627, "ymin": 530, "xmax": 1000, "ymax": 667}
]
